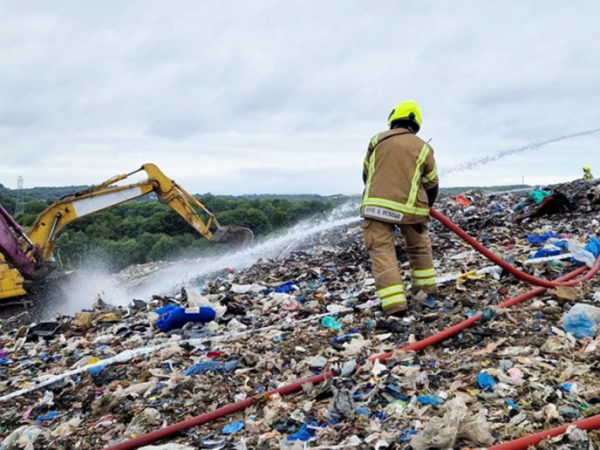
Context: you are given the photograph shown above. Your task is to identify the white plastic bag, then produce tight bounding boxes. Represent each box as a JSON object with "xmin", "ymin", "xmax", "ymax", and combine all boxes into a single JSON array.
[{"xmin": 567, "ymin": 239, "xmax": 596, "ymax": 268}]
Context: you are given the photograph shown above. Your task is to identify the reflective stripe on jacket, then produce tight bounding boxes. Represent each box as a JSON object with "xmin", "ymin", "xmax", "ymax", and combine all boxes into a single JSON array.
[{"xmin": 361, "ymin": 128, "xmax": 439, "ymax": 224}]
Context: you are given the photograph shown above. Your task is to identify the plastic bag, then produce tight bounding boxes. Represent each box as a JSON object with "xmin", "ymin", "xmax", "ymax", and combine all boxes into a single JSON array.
[
  {"xmin": 529, "ymin": 189, "xmax": 551, "ymax": 205},
  {"xmin": 586, "ymin": 237, "xmax": 600, "ymax": 258},
  {"xmin": 457, "ymin": 409, "xmax": 494, "ymax": 446},
  {"xmin": 562, "ymin": 304, "xmax": 600, "ymax": 338},
  {"xmin": 187, "ymin": 290, "xmax": 226, "ymax": 318},
  {"xmin": 417, "ymin": 395, "xmax": 444, "ymax": 406},
  {"xmin": 476, "ymin": 372, "xmax": 497, "ymax": 392},
  {"xmin": 568, "ymin": 239, "xmax": 596, "ymax": 268},
  {"xmin": 321, "ymin": 316, "xmax": 342, "ymax": 330},
  {"xmin": 276, "ymin": 282, "xmax": 298, "ymax": 293},
  {"xmin": 183, "ymin": 360, "xmax": 237, "ymax": 375},
  {"xmin": 527, "ymin": 231, "xmax": 558, "ymax": 245},
  {"xmin": 222, "ymin": 421, "xmax": 244, "ymax": 434},
  {"xmin": 411, "ymin": 396, "xmax": 494, "ymax": 449},
  {"xmin": 328, "ymin": 388, "xmax": 355, "ymax": 420},
  {"xmin": 230, "ymin": 284, "xmax": 264, "ymax": 294},
  {"xmin": 410, "ymin": 396, "xmax": 468, "ymax": 450},
  {"xmin": 51, "ymin": 417, "xmax": 82, "ymax": 438}
]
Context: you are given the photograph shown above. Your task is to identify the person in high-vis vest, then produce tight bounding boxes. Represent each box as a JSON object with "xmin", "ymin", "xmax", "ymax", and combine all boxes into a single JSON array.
[
  {"xmin": 361, "ymin": 100, "xmax": 439, "ymax": 315},
  {"xmin": 583, "ymin": 166, "xmax": 594, "ymax": 181}
]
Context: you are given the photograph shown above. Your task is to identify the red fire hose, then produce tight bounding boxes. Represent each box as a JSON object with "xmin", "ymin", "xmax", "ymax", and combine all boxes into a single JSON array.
[
  {"xmin": 368, "ymin": 266, "xmax": 588, "ymax": 362},
  {"xmin": 489, "ymin": 414, "xmax": 600, "ymax": 450},
  {"xmin": 103, "ymin": 210, "xmax": 600, "ymax": 450},
  {"xmin": 430, "ymin": 208, "xmax": 600, "ymax": 288}
]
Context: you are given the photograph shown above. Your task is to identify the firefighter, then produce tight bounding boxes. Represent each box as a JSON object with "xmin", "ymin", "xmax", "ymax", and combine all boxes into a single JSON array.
[
  {"xmin": 583, "ymin": 166, "xmax": 594, "ymax": 181},
  {"xmin": 361, "ymin": 100, "xmax": 439, "ymax": 315}
]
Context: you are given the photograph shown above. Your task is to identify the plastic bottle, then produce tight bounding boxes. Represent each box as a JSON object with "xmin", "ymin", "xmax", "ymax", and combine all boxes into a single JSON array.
[{"xmin": 155, "ymin": 306, "xmax": 216, "ymax": 332}]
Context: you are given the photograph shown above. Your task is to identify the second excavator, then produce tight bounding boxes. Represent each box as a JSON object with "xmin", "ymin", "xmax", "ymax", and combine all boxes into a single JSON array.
[{"xmin": 0, "ymin": 163, "xmax": 253, "ymax": 301}]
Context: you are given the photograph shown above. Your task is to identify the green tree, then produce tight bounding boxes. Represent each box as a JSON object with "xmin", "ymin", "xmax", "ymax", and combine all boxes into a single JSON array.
[
  {"xmin": 55, "ymin": 231, "xmax": 91, "ymax": 268},
  {"xmin": 23, "ymin": 200, "xmax": 48, "ymax": 216},
  {"xmin": 85, "ymin": 222, "xmax": 116, "ymax": 240},
  {"xmin": 147, "ymin": 235, "xmax": 175, "ymax": 261},
  {"xmin": 217, "ymin": 207, "xmax": 271, "ymax": 236},
  {"xmin": 0, "ymin": 193, "xmax": 16, "ymax": 214},
  {"xmin": 101, "ymin": 239, "xmax": 141, "ymax": 270},
  {"xmin": 3, "ymin": 185, "xmax": 333, "ymax": 271},
  {"xmin": 271, "ymin": 209, "xmax": 289, "ymax": 228}
]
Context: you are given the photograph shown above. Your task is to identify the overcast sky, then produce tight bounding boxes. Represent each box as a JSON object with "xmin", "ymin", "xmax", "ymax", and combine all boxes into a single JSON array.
[{"xmin": 1, "ymin": 1, "xmax": 599, "ymax": 195}]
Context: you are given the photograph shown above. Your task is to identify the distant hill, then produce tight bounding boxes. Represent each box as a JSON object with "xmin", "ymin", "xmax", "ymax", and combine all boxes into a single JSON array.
[
  {"xmin": 1, "ymin": 183, "xmax": 534, "ymax": 210},
  {"xmin": 21, "ymin": 185, "xmax": 92, "ymax": 201},
  {"xmin": 197, "ymin": 193, "xmax": 330, "ymax": 203}
]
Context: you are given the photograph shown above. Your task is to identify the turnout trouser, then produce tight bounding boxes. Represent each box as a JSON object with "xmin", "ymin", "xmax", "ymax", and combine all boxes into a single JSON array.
[{"xmin": 362, "ymin": 218, "xmax": 436, "ymax": 315}]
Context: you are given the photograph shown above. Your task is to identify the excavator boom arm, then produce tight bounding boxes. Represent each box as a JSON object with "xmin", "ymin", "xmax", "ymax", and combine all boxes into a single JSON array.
[
  {"xmin": 0, "ymin": 163, "xmax": 252, "ymax": 300},
  {"xmin": 25, "ymin": 163, "xmax": 252, "ymax": 261}
]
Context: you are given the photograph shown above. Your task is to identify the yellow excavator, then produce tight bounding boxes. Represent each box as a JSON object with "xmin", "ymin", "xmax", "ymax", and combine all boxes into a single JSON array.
[{"xmin": 0, "ymin": 163, "xmax": 253, "ymax": 301}]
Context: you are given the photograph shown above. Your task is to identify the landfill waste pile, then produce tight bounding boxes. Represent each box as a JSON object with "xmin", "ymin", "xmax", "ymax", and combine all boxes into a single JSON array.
[{"xmin": 1, "ymin": 179, "xmax": 600, "ymax": 450}]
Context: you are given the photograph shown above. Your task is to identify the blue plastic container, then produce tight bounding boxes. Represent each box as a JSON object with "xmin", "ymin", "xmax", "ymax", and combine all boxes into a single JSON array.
[
  {"xmin": 155, "ymin": 306, "xmax": 216, "ymax": 332},
  {"xmin": 155, "ymin": 304, "xmax": 179, "ymax": 315}
]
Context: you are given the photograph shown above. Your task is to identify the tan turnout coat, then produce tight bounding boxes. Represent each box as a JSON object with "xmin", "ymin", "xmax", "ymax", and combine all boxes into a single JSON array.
[{"xmin": 361, "ymin": 128, "xmax": 439, "ymax": 224}]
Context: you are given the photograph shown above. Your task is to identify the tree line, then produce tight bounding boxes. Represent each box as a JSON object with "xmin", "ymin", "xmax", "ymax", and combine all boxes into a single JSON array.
[{"xmin": 0, "ymin": 185, "xmax": 333, "ymax": 272}]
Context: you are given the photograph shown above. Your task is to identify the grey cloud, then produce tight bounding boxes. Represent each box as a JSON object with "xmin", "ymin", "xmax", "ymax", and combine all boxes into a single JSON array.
[{"xmin": 147, "ymin": 116, "xmax": 204, "ymax": 140}]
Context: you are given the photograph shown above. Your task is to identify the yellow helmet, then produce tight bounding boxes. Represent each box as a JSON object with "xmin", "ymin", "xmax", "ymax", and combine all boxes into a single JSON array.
[
  {"xmin": 584, "ymin": 166, "xmax": 591, "ymax": 171},
  {"xmin": 387, "ymin": 100, "xmax": 422, "ymax": 132}
]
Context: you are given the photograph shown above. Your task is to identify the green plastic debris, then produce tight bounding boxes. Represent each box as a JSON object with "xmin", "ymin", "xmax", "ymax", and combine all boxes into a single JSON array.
[{"xmin": 321, "ymin": 316, "xmax": 342, "ymax": 330}]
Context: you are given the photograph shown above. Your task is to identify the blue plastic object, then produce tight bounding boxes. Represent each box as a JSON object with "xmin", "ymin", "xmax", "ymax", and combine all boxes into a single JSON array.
[
  {"xmin": 356, "ymin": 406, "xmax": 370, "ymax": 417},
  {"xmin": 399, "ymin": 429, "xmax": 418, "ymax": 442},
  {"xmin": 183, "ymin": 360, "xmax": 238, "ymax": 376},
  {"xmin": 562, "ymin": 309, "xmax": 597, "ymax": 339},
  {"xmin": 155, "ymin": 306, "xmax": 216, "ymax": 332},
  {"xmin": 505, "ymin": 399, "xmax": 519, "ymax": 410},
  {"xmin": 386, "ymin": 385, "xmax": 410, "ymax": 401},
  {"xmin": 288, "ymin": 423, "xmax": 317, "ymax": 442},
  {"xmin": 155, "ymin": 304, "xmax": 179, "ymax": 315},
  {"xmin": 527, "ymin": 231, "xmax": 558, "ymax": 245},
  {"xmin": 531, "ymin": 240, "xmax": 568, "ymax": 258},
  {"xmin": 222, "ymin": 421, "xmax": 244, "ymax": 435},
  {"xmin": 276, "ymin": 281, "xmax": 298, "ymax": 293},
  {"xmin": 476, "ymin": 372, "xmax": 497, "ymax": 392},
  {"xmin": 424, "ymin": 296, "xmax": 437, "ymax": 308},
  {"xmin": 571, "ymin": 237, "xmax": 600, "ymax": 267},
  {"xmin": 559, "ymin": 405, "xmax": 581, "ymax": 420},
  {"xmin": 325, "ymin": 412, "xmax": 341, "ymax": 425},
  {"xmin": 89, "ymin": 364, "xmax": 105, "ymax": 375},
  {"xmin": 586, "ymin": 237, "xmax": 600, "ymax": 258},
  {"xmin": 533, "ymin": 248, "xmax": 562, "ymax": 258},
  {"xmin": 36, "ymin": 411, "xmax": 60, "ymax": 425},
  {"xmin": 416, "ymin": 395, "xmax": 444, "ymax": 406}
]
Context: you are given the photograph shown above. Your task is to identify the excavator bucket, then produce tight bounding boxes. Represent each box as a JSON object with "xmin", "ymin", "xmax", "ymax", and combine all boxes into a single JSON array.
[{"xmin": 211, "ymin": 226, "xmax": 254, "ymax": 246}]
